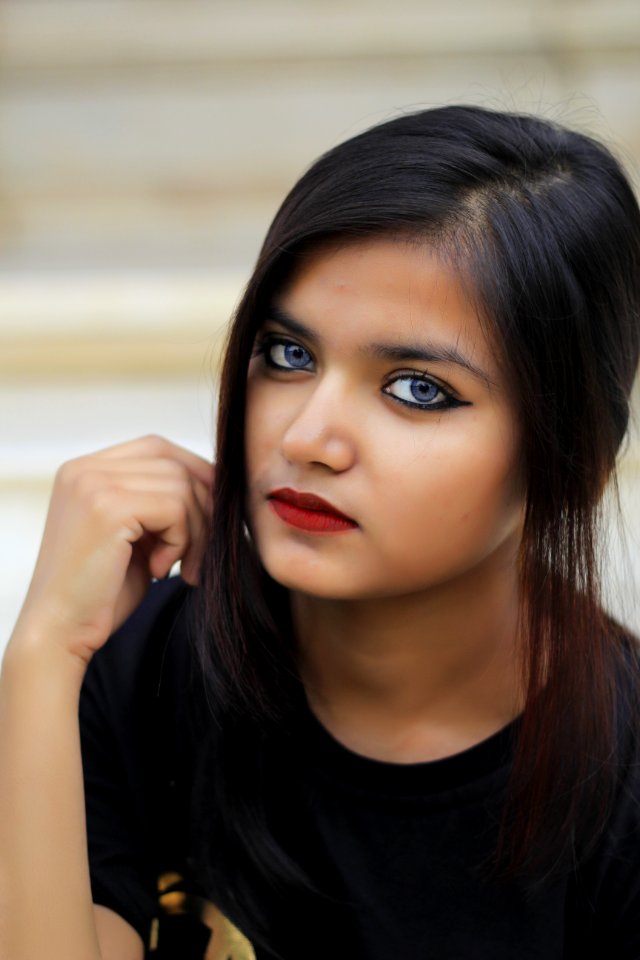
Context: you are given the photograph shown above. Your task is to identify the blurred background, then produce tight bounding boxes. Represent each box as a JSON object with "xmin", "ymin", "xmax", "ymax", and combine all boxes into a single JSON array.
[{"xmin": 1, "ymin": 0, "xmax": 640, "ymax": 648}]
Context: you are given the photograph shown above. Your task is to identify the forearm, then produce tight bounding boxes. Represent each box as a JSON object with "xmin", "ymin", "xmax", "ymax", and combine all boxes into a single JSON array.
[
  {"xmin": 0, "ymin": 632, "xmax": 102, "ymax": 960},
  {"xmin": 0, "ymin": 436, "xmax": 211, "ymax": 959}
]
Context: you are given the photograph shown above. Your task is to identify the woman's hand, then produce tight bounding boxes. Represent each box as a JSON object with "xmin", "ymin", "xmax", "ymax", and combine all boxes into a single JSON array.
[{"xmin": 9, "ymin": 435, "xmax": 214, "ymax": 667}]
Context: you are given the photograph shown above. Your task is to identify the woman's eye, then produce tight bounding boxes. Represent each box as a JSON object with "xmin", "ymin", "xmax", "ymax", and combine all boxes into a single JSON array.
[
  {"xmin": 383, "ymin": 375, "xmax": 455, "ymax": 410},
  {"xmin": 264, "ymin": 338, "xmax": 314, "ymax": 371}
]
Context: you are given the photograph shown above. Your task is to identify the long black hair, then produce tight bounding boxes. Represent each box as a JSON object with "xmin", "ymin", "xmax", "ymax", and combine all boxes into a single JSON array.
[{"xmin": 192, "ymin": 104, "xmax": 640, "ymax": 943}]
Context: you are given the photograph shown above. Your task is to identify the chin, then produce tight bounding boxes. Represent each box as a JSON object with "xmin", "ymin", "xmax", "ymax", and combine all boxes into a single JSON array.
[
  {"xmin": 259, "ymin": 556, "xmax": 407, "ymax": 602},
  {"xmin": 263, "ymin": 564, "xmax": 356, "ymax": 599}
]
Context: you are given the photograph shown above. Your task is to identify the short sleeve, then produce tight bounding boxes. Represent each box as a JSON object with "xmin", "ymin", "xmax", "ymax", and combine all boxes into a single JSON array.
[{"xmin": 79, "ymin": 576, "xmax": 192, "ymax": 945}]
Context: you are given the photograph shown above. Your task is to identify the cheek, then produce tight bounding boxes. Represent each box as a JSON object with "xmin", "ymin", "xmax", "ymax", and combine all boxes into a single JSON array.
[
  {"xmin": 373, "ymin": 426, "xmax": 523, "ymax": 557},
  {"xmin": 244, "ymin": 378, "xmax": 296, "ymax": 501},
  {"xmin": 245, "ymin": 378, "xmax": 276, "ymax": 469},
  {"xmin": 244, "ymin": 387, "xmax": 259, "ymax": 471}
]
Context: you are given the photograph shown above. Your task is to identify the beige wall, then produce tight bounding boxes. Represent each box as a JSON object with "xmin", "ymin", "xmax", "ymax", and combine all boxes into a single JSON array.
[{"xmin": 2, "ymin": 0, "xmax": 640, "ymax": 644}]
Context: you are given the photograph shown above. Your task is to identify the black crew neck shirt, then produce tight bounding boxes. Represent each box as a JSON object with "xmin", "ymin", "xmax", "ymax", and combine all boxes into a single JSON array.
[{"xmin": 78, "ymin": 577, "xmax": 640, "ymax": 958}]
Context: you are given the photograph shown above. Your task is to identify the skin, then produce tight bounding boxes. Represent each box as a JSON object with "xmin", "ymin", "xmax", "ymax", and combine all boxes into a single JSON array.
[
  {"xmin": 1, "ymin": 436, "xmax": 213, "ymax": 960},
  {"xmin": 245, "ymin": 238, "xmax": 527, "ymax": 761}
]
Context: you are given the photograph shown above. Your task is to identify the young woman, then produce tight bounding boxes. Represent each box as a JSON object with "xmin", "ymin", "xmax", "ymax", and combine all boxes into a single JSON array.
[{"xmin": 1, "ymin": 105, "xmax": 640, "ymax": 960}]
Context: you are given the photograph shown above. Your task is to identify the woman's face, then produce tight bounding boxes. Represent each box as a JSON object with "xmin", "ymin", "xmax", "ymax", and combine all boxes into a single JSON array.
[{"xmin": 245, "ymin": 238, "xmax": 525, "ymax": 601}]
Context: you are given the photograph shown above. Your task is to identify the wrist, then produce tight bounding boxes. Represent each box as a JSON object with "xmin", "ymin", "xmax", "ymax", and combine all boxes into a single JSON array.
[{"xmin": 3, "ymin": 617, "xmax": 90, "ymax": 694}]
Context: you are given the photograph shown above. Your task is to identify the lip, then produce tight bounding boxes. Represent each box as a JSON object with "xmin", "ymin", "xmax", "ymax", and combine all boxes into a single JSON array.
[{"xmin": 267, "ymin": 487, "xmax": 358, "ymax": 533}]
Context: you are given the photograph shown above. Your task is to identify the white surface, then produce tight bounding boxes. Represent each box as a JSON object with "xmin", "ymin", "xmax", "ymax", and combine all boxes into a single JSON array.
[
  {"xmin": 0, "ymin": 271, "xmax": 243, "ymax": 334},
  {"xmin": 600, "ymin": 472, "xmax": 640, "ymax": 633}
]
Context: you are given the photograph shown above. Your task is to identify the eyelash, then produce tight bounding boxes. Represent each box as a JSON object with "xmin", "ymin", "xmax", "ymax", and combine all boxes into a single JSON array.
[{"xmin": 253, "ymin": 334, "xmax": 466, "ymax": 412}]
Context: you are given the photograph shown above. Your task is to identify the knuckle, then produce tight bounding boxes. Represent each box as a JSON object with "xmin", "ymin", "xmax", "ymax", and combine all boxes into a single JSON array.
[
  {"xmin": 157, "ymin": 461, "xmax": 194, "ymax": 499},
  {"xmin": 54, "ymin": 458, "xmax": 81, "ymax": 486},
  {"xmin": 165, "ymin": 491, "xmax": 190, "ymax": 519},
  {"xmin": 141, "ymin": 433, "xmax": 169, "ymax": 453},
  {"xmin": 71, "ymin": 469, "xmax": 100, "ymax": 498},
  {"xmin": 55, "ymin": 462, "xmax": 102, "ymax": 504},
  {"xmin": 158, "ymin": 457, "xmax": 188, "ymax": 479},
  {"xmin": 174, "ymin": 475, "xmax": 193, "ymax": 500}
]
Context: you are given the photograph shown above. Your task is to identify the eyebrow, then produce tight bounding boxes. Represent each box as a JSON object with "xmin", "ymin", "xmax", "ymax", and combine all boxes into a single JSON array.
[{"xmin": 265, "ymin": 304, "xmax": 497, "ymax": 389}]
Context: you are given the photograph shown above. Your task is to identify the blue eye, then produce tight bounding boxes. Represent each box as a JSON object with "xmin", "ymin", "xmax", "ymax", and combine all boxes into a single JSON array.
[
  {"xmin": 264, "ymin": 338, "xmax": 313, "ymax": 371},
  {"xmin": 384, "ymin": 375, "xmax": 454, "ymax": 410}
]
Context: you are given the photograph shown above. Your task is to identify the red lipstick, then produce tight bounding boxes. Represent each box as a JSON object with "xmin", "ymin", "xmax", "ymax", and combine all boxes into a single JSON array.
[{"xmin": 267, "ymin": 488, "xmax": 358, "ymax": 533}]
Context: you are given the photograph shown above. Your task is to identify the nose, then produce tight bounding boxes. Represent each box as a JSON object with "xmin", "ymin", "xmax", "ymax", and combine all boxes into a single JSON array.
[{"xmin": 280, "ymin": 374, "xmax": 357, "ymax": 473}]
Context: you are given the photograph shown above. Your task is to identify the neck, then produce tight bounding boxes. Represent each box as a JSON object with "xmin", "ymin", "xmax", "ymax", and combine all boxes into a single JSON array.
[{"xmin": 292, "ymin": 541, "xmax": 525, "ymax": 762}]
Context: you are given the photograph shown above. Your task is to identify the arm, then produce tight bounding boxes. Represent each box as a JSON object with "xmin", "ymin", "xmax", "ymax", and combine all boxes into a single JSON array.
[
  {"xmin": 0, "ymin": 638, "xmax": 104, "ymax": 959},
  {"xmin": 94, "ymin": 905, "xmax": 144, "ymax": 960},
  {"xmin": 0, "ymin": 645, "xmax": 143, "ymax": 958},
  {"xmin": 0, "ymin": 436, "xmax": 213, "ymax": 960}
]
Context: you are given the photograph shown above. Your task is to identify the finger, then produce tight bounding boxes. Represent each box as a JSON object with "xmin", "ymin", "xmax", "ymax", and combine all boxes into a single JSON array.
[
  {"xmin": 90, "ymin": 471, "xmax": 210, "ymax": 577},
  {"xmin": 73, "ymin": 436, "xmax": 215, "ymax": 488},
  {"xmin": 114, "ymin": 490, "xmax": 196, "ymax": 579},
  {"xmin": 56, "ymin": 466, "xmax": 211, "ymax": 572},
  {"xmin": 62, "ymin": 463, "xmax": 214, "ymax": 517},
  {"xmin": 111, "ymin": 472, "xmax": 210, "ymax": 577}
]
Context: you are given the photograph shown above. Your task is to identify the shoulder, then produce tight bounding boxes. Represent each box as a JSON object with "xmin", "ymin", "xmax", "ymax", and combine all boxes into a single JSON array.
[
  {"xmin": 79, "ymin": 576, "xmax": 196, "ymax": 727},
  {"xmin": 103, "ymin": 574, "xmax": 193, "ymax": 666}
]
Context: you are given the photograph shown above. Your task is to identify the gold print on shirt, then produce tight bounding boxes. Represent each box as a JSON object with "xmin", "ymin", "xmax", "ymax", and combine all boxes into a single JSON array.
[
  {"xmin": 201, "ymin": 902, "xmax": 257, "ymax": 960},
  {"xmin": 152, "ymin": 871, "xmax": 257, "ymax": 960}
]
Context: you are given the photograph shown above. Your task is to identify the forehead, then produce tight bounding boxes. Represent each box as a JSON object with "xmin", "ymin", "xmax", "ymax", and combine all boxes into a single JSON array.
[{"xmin": 275, "ymin": 238, "xmax": 499, "ymax": 377}]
